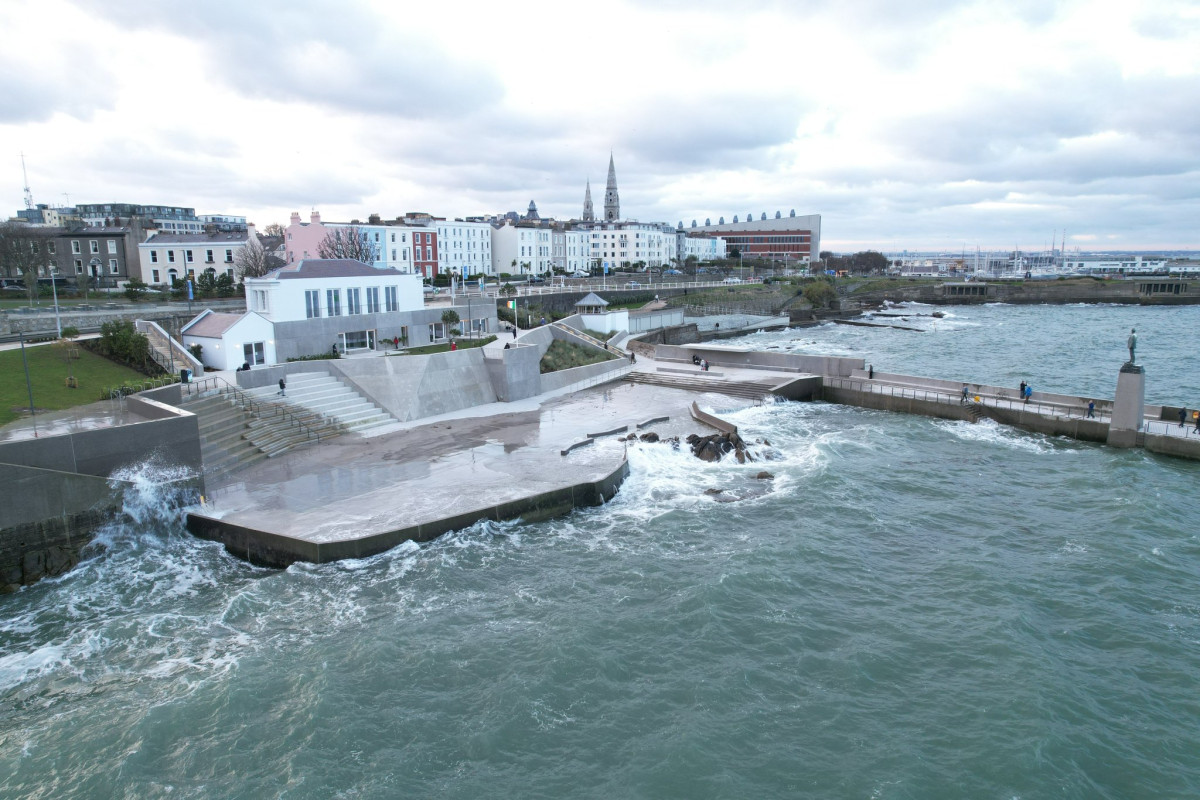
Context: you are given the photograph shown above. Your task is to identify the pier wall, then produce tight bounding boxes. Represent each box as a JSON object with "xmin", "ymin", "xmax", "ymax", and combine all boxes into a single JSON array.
[{"xmin": 655, "ymin": 344, "xmax": 862, "ymax": 377}]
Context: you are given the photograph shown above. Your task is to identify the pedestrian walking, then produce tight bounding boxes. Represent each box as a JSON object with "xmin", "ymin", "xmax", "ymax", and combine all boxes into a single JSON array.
[
  {"xmin": 1194, "ymin": 411, "xmax": 1199, "ymax": 434},
  {"xmin": 1023, "ymin": 384, "xmax": 1032, "ymax": 403},
  {"xmin": 961, "ymin": 384, "xmax": 969, "ymax": 404},
  {"xmin": 1019, "ymin": 380, "xmax": 1026, "ymax": 400},
  {"xmin": 868, "ymin": 364, "xmax": 874, "ymax": 379},
  {"xmin": 277, "ymin": 377, "xmax": 286, "ymax": 397},
  {"xmin": 629, "ymin": 351, "xmax": 635, "ymax": 364},
  {"xmin": 512, "ymin": 326, "xmax": 518, "ymax": 339},
  {"xmin": 1179, "ymin": 407, "xmax": 1188, "ymax": 427},
  {"xmin": 1087, "ymin": 400, "xmax": 1095, "ymax": 418}
]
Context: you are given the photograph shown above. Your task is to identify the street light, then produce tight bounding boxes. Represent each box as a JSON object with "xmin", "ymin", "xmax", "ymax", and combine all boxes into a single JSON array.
[
  {"xmin": 88, "ymin": 257, "xmax": 101, "ymax": 299},
  {"xmin": 50, "ymin": 266, "xmax": 61, "ymax": 338}
]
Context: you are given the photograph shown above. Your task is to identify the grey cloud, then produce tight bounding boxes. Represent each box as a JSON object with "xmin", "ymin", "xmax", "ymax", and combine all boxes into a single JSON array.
[
  {"xmin": 79, "ymin": 0, "xmax": 504, "ymax": 119},
  {"xmin": 0, "ymin": 50, "xmax": 119, "ymax": 124}
]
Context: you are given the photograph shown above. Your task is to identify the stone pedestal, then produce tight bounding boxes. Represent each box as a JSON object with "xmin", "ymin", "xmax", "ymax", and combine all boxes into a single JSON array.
[{"xmin": 1107, "ymin": 363, "xmax": 1145, "ymax": 448}]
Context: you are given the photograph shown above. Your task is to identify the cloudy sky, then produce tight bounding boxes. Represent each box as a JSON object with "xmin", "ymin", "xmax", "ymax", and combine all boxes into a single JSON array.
[{"xmin": 2, "ymin": 0, "xmax": 1197, "ymax": 252}]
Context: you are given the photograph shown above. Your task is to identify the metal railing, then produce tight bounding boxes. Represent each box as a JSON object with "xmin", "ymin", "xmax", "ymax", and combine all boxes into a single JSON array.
[
  {"xmin": 183, "ymin": 375, "xmax": 326, "ymax": 444},
  {"xmin": 135, "ymin": 319, "xmax": 203, "ymax": 376},
  {"xmin": 550, "ymin": 321, "xmax": 624, "ymax": 353},
  {"xmin": 825, "ymin": 377, "xmax": 1096, "ymax": 419}
]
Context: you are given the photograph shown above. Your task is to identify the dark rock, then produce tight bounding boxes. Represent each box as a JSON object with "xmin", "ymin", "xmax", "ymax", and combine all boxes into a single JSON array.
[
  {"xmin": 639, "ymin": 431, "xmax": 660, "ymax": 443},
  {"xmin": 704, "ymin": 488, "xmax": 724, "ymax": 495},
  {"xmin": 755, "ymin": 471, "xmax": 774, "ymax": 480}
]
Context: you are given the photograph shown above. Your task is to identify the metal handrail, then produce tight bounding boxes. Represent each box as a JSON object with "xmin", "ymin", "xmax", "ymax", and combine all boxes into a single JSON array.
[
  {"xmin": 549, "ymin": 321, "xmax": 624, "ymax": 354},
  {"xmin": 183, "ymin": 375, "xmax": 326, "ymax": 443}
]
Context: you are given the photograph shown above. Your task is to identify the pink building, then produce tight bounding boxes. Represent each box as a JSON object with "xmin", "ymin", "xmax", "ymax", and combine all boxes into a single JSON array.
[{"xmin": 284, "ymin": 210, "xmax": 435, "ymax": 276}]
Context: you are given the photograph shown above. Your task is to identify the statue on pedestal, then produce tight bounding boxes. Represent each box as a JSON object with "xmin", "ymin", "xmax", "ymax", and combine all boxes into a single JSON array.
[{"xmin": 1127, "ymin": 328, "xmax": 1138, "ymax": 365}]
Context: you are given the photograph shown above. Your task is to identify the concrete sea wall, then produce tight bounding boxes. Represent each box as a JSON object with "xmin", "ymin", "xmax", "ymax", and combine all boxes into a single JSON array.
[
  {"xmin": 188, "ymin": 458, "xmax": 631, "ymax": 567},
  {"xmin": 0, "ymin": 396, "xmax": 204, "ymax": 591}
]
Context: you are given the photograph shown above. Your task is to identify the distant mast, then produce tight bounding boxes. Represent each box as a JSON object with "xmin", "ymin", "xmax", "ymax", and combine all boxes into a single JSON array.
[{"xmin": 20, "ymin": 152, "xmax": 33, "ymax": 210}]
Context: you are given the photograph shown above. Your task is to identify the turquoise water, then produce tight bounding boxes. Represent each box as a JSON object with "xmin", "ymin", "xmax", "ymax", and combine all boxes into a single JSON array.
[{"xmin": 2, "ymin": 304, "xmax": 1199, "ymax": 798}]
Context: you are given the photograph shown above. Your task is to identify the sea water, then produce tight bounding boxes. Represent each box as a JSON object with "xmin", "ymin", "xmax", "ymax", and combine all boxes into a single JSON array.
[{"xmin": 1, "ymin": 303, "xmax": 1198, "ymax": 799}]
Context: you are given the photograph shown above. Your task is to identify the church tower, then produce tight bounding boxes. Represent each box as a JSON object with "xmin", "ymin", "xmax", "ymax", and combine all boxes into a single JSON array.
[
  {"xmin": 604, "ymin": 153, "xmax": 620, "ymax": 222},
  {"xmin": 582, "ymin": 179, "xmax": 594, "ymax": 222}
]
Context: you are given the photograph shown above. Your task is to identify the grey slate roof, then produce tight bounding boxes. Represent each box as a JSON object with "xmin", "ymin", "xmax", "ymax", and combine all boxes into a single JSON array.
[
  {"xmin": 266, "ymin": 259, "xmax": 404, "ymax": 280},
  {"xmin": 181, "ymin": 311, "xmax": 245, "ymax": 338},
  {"xmin": 575, "ymin": 292, "xmax": 609, "ymax": 307},
  {"xmin": 143, "ymin": 231, "xmax": 249, "ymax": 245}
]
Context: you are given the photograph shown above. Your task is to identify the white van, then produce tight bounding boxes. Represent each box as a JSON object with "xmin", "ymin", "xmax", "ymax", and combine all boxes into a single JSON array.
[{"xmin": 722, "ymin": 277, "xmax": 742, "ymax": 284}]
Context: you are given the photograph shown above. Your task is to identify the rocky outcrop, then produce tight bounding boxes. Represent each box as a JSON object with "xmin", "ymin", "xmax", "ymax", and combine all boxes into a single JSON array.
[{"xmin": 686, "ymin": 431, "xmax": 753, "ymax": 463}]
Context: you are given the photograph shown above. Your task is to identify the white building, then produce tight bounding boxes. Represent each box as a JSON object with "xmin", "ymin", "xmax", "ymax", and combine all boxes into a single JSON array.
[
  {"xmin": 138, "ymin": 229, "xmax": 252, "ymax": 286},
  {"xmin": 435, "ymin": 219, "xmax": 494, "ymax": 277},
  {"xmin": 589, "ymin": 222, "xmax": 677, "ymax": 271},
  {"xmin": 680, "ymin": 233, "xmax": 727, "ymax": 263},
  {"xmin": 180, "ymin": 310, "xmax": 277, "ymax": 371},
  {"xmin": 243, "ymin": 259, "xmax": 423, "ymax": 324},
  {"xmin": 1063, "ymin": 256, "xmax": 1170, "ymax": 276},
  {"xmin": 492, "ymin": 223, "xmax": 553, "ymax": 275},
  {"xmin": 199, "ymin": 214, "xmax": 248, "ymax": 232},
  {"xmin": 552, "ymin": 229, "xmax": 592, "ymax": 274}
]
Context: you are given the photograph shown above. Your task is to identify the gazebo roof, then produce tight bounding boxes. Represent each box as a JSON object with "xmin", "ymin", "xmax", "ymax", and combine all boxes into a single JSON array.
[{"xmin": 575, "ymin": 292, "xmax": 609, "ymax": 308}]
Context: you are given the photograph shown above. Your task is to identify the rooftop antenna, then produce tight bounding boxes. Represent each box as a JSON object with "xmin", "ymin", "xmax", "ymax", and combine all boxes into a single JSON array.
[{"xmin": 20, "ymin": 152, "xmax": 34, "ymax": 209}]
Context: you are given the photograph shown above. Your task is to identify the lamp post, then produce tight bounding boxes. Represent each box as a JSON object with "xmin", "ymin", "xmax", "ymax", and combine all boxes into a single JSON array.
[
  {"xmin": 50, "ymin": 267, "xmax": 61, "ymax": 338},
  {"xmin": 88, "ymin": 257, "xmax": 101, "ymax": 301}
]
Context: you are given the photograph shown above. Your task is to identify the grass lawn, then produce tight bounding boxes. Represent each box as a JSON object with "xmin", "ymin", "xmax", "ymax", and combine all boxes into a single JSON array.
[{"xmin": 0, "ymin": 344, "xmax": 153, "ymax": 426}]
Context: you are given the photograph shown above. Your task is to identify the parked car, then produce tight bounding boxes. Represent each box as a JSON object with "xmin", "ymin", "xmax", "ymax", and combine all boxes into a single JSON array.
[
  {"xmin": 664, "ymin": 269, "xmax": 681, "ymax": 275},
  {"xmin": 625, "ymin": 281, "xmax": 641, "ymax": 288},
  {"xmin": 723, "ymin": 277, "xmax": 742, "ymax": 284},
  {"xmin": 529, "ymin": 275, "xmax": 545, "ymax": 284}
]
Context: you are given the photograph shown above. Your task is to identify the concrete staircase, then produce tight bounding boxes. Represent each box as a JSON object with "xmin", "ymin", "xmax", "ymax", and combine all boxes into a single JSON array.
[
  {"xmin": 181, "ymin": 389, "xmax": 342, "ymax": 474},
  {"xmin": 246, "ymin": 372, "xmax": 397, "ymax": 433},
  {"xmin": 625, "ymin": 371, "xmax": 782, "ymax": 400}
]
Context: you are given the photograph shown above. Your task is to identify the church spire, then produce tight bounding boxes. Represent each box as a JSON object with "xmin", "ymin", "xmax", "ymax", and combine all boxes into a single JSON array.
[
  {"xmin": 604, "ymin": 153, "xmax": 620, "ymax": 222},
  {"xmin": 583, "ymin": 179, "xmax": 594, "ymax": 222}
]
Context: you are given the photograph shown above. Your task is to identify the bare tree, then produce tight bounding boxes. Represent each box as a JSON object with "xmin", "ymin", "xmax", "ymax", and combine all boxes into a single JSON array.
[
  {"xmin": 317, "ymin": 226, "xmax": 379, "ymax": 264},
  {"xmin": 263, "ymin": 222, "xmax": 285, "ymax": 238},
  {"xmin": 234, "ymin": 235, "xmax": 275, "ymax": 280},
  {"xmin": 0, "ymin": 222, "xmax": 53, "ymax": 300}
]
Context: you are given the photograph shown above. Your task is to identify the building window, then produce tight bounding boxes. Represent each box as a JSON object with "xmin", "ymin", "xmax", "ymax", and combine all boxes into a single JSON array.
[
  {"xmin": 391, "ymin": 249, "xmax": 397, "ymax": 261},
  {"xmin": 252, "ymin": 289, "xmax": 268, "ymax": 312},
  {"xmin": 326, "ymin": 289, "xmax": 341, "ymax": 317},
  {"xmin": 74, "ymin": 259, "xmax": 83, "ymax": 274},
  {"xmin": 429, "ymin": 322, "xmax": 447, "ymax": 340},
  {"xmin": 384, "ymin": 286, "xmax": 398, "ymax": 312},
  {"xmin": 243, "ymin": 341, "xmax": 265, "ymax": 366},
  {"xmin": 186, "ymin": 250, "xmax": 194, "ymax": 262},
  {"xmin": 206, "ymin": 249, "xmax": 214, "ymax": 263},
  {"xmin": 305, "ymin": 290, "xmax": 321, "ymax": 319},
  {"xmin": 150, "ymin": 251, "xmax": 159, "ymax": 263},
  {"xmin": 89, "ymin": 241, "xmax": 99, "ymax": 254},
  {"xmin": 347, "ymin": 287, "xmax": 361, "ymax": 315},
  {"xmin": 107, "ymin": 240, "xmax": 117, "ymax": 254},
  {"xmin": 152, "ymin": 269, "xmax": 160, "ymax": 283},
  {"xmin": 366, "ymin": 286, "xmax": 380, "ymax": 314},
  {"xmin": 225, "ymin": 249, "xmax": 233, "ymax": 263},
  {"xmin": 109, "ymin": 259, "xmax": 118, "ymax": 274},
  {"xmin": 168, "ymin": 251, "xmax": 176, "ymax": 263},
  {"xmin": 48, "ymin": 242, "xmax": 56, "ymax": 255}
]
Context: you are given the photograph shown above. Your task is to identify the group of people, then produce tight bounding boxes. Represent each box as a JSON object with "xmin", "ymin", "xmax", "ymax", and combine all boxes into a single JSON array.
[
  {"xmin": 692, "ymin": 354, "xmax": 709, "ymax": 371},
  {"xmin": 1179, "ymin": 406, "xmax": 1200, "ymax": 433},
  {"xmin": 1018, "ymin": 381, "xmax": 1033, "ymax": 403}
]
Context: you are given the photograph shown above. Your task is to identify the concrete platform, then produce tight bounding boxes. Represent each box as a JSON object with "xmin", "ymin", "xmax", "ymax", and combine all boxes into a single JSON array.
[{"xmin": 186, "ymin": 381, "xmax": 747, "ymax": 566}]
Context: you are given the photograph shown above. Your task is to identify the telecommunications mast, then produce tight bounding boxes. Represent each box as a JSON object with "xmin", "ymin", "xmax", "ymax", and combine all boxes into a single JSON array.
[{"xmin": 20, "ymin": 152, "xmax": 34, "ymax": 209}]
